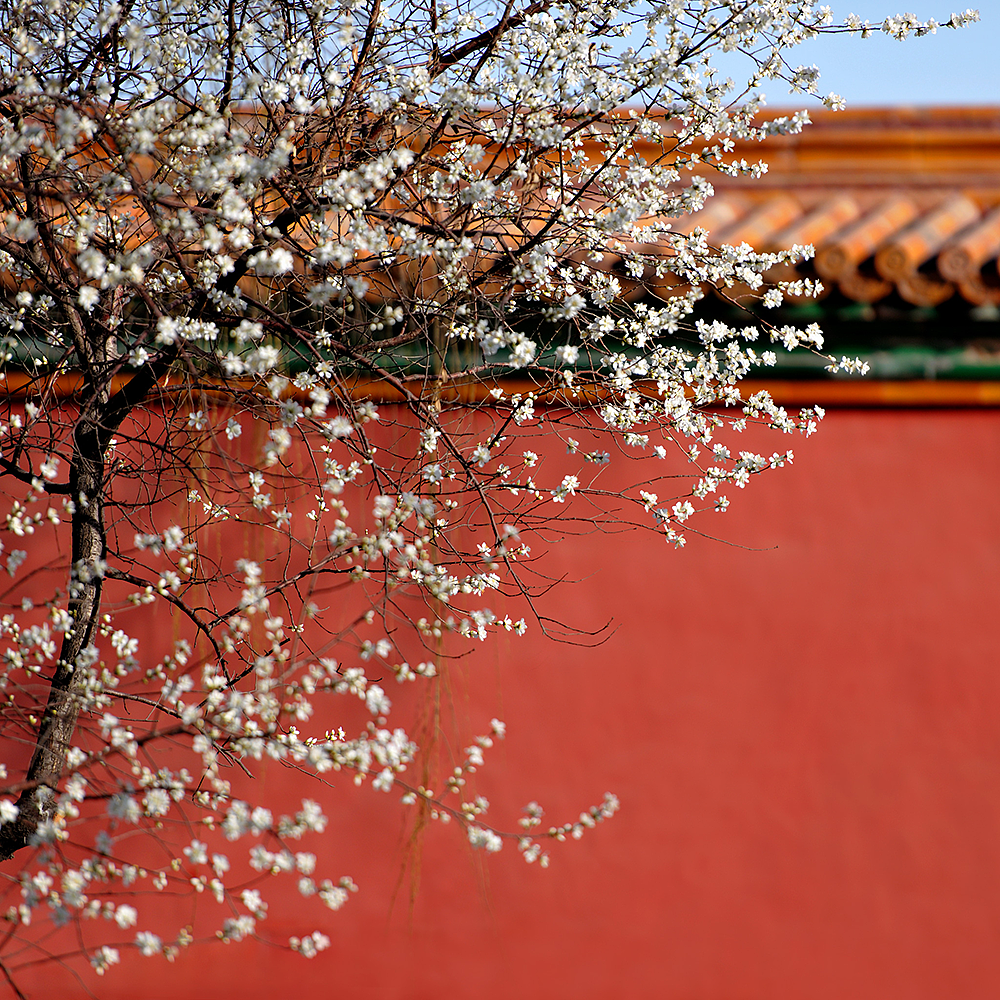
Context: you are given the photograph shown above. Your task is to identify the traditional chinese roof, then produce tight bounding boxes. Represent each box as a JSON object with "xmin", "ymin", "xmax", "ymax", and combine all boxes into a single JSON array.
[{"xmin": 677, "ymin": 107, "xmax": 1000, "ymax": 308}]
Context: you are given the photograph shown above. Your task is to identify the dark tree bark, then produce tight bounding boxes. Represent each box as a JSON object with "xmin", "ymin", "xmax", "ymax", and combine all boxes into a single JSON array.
[{"xmin": 0, "ymin": 331, "xmax": 173, "ymax": 861}]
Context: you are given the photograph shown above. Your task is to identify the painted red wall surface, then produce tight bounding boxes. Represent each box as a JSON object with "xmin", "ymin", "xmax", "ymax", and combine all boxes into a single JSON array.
[{"xmin": 15, "ymin": 406, "xmax": 1000, "ymax": 999}]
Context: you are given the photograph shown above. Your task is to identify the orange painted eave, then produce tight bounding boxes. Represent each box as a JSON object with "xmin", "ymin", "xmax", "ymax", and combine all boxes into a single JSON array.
[
  {"xmin": 737, "ymin": 379, "xmax": 1000, "ymax": 407},
  {"xmin": 9, "ymin": 372, "xmax": 1000, "ymax": 408}
]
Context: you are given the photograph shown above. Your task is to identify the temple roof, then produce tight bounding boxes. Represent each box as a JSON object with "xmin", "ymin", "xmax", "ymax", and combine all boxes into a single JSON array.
[{"xmin": 672, "ymin": 107, "xmax": 1000, "ymax": 308}]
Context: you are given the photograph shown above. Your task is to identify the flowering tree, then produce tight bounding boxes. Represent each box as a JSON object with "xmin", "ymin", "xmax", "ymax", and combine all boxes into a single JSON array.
[{"xmin": 0, "ymin": 0, "xmax": 977, "ymax": 991}]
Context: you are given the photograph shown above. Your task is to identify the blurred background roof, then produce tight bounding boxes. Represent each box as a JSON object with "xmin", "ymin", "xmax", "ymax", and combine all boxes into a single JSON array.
[
  {"xmin": 677, "ymin": 107, "xmax": 1000, "ymax": 311},
  {"xmin": 639, "ymin": 107, "xmax": 1000, "ymax": 385}
]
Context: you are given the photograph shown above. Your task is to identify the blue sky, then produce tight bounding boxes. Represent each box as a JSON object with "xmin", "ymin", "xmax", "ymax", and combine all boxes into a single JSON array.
[{"xmin": 711, "ymin": 3, "xmax": 997, "ymax": 106}]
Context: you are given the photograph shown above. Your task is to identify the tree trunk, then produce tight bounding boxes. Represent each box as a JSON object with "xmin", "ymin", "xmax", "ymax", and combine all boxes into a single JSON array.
[
  {"xmin": 0, "ymin": 416, "xmax": 107, "ymax": 861},
  {"xmin": 0, "ymin": 323, "xmax": 171, "ymax": 861}
]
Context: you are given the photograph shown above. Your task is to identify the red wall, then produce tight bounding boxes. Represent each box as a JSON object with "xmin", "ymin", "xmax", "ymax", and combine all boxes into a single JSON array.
[{"xmin": 14, "ymin": 406, "xmax": 1000, "ymax": 999}]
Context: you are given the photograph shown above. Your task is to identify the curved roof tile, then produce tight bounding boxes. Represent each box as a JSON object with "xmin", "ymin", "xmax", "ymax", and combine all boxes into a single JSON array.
[{"xmin": 663, "ymin": 108, "xmax": 1000, "ymax": 308}]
